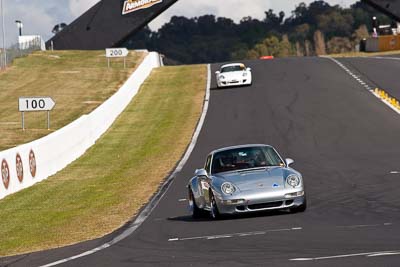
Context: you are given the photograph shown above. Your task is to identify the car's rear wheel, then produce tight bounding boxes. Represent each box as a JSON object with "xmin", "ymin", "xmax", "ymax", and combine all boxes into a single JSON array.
[
  {"xmin": 189, "ymin": 189, "xmax": 204, "ymax": 219},
  {"xmin": 210, "ymin": 192, "xmax": 221, "ymax": 219}
]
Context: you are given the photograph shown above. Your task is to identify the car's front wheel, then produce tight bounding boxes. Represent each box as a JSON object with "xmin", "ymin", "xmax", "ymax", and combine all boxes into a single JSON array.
[
  {"xmin": 189, "ymin": 189, "xmax": 204, "ymax": 219},
  {"xmin": 210, "ymin": 192, "xmax": 221, "ymax": 219}
]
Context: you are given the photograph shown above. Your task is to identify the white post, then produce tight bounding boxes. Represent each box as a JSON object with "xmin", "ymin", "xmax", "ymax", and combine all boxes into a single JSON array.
[
  {"xmin": 22, "ymin": 112, "xmax": 25, "ymax": 131},
  {"xmin": 1, "ymin": 0, "xmax": 6, "ymax": 69},
  {"xmin": 47, "ymin": 111, "xmax": 50, "ymax": 130}
]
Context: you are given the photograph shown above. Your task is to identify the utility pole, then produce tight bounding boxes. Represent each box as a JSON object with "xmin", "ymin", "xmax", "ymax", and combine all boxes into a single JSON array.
[{"xmin": 1, "ymin": 0, "xmax": 6, "ymax": 69}]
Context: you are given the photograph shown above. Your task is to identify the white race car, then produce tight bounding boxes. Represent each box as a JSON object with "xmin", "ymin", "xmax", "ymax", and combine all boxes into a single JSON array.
[{"xmin": 215, "ymin": 63, "xmax": 252, "ymax": 88}]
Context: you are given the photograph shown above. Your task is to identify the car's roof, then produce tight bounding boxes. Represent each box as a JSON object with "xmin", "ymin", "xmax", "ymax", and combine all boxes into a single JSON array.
[
  {"xmin": 220, "ymin": 63, "xmax": 245, "ymax": 68},
  {"xmin": 210, "ymin": 144, "xmax": 273, "ymax": 154}
]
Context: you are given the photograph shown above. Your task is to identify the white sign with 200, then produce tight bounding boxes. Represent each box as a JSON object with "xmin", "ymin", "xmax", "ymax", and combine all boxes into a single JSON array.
[{"xmin": 106, "ymin": 48, "xmax": 129, "ymax": 58}]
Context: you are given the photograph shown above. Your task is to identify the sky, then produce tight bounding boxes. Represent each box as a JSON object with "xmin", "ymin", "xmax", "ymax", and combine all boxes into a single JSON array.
[{"xmin": 0, "ymin": 0, "xmax": 356, "ymax": 47}]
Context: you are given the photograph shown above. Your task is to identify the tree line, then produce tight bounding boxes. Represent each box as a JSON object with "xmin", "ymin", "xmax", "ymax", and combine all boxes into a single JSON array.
[{"xmin": 123, "ymin": 0, "xmax": 391, "ymax": 64}]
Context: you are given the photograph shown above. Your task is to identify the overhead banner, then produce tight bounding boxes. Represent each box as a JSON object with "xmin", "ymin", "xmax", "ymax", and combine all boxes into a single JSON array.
[
  {"xmin": 122, "ymin": 0, "xmax": 163, "ymax": 15},
  {"xmin": 46, "ymin": 0, "xmax": 178, "ymax": 50},
  {"xmin": 362, "ymin": 0, "xmax": 400, "ymax": 21}
]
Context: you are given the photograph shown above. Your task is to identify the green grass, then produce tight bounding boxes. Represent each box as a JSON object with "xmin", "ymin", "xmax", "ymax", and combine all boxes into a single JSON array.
[
  {"xmin": 0, "ymin": 64, "xmax": 207, "ymax": 256},
  {"xmin": 0, "ymin": 50, "xmax": 144, "ymax": 151}
]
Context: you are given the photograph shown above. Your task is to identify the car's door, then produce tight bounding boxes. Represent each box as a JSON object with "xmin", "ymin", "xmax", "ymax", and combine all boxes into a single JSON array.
[{"xmin": 198, "ymin": 155, "xmax": 212, "ymax": 208}]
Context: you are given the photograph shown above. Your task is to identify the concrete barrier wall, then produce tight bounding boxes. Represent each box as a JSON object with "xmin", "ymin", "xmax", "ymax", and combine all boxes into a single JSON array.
[
  {"xmin": 378, "ymin": 35, "xmax": 400, "ymax": 51},
  {"xmin": 365, "ymin": 35, "xmax": 400, "ymax": 52},
  {"xmin": 0, "ymin": 52, "xmax": 160, "ymax": 200},
  {"xmin": 365, "ymin": 37, "xmax": 379, "ymax": 52}
]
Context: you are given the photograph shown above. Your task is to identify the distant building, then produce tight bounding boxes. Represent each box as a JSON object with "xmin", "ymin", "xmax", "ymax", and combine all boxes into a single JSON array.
[{"xmin": 18, "ymin": 35, "xmax": 46, "ymax": 51}]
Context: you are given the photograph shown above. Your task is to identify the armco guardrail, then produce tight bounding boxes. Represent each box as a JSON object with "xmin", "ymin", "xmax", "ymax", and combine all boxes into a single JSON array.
[{"xmin": 0, "ymin": 51, "xmax": 161, "ymax": 200}]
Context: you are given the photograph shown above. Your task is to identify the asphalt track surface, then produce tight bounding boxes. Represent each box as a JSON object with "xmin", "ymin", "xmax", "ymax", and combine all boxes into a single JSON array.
[
  {"xmin": 338, "ymin": 56, "xmax": 400, "ymax": 99},
  {"xmin": 3, "ymin": 57, "xmax": 400, "ymax": 266}
]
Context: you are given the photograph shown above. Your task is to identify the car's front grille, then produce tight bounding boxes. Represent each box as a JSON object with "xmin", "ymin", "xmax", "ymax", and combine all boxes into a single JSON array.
[
  {"xmin": 248, "ymin": 201, "xmax": 283, "ymax": 210},
  {"xmin": 236, "ymin": 205, "xmax": 245, "ymax": 211},
  {"xmin": 285, "ymin": 200, "xmax": 294, "ymax": 206}
]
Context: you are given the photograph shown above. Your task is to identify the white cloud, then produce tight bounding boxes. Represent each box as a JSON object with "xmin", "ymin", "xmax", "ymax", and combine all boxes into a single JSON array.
[
  {"xmin": 69, "ymin": 0, "xmax": 101, "ymax": 17},
  {"xmin": 0, "ymin": 1, "xmax": 59, "ymax": 47}
]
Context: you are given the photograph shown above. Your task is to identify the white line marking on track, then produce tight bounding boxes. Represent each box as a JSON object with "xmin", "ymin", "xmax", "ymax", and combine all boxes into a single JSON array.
[
  {"xmin": 368, "ymin": 251, "xmax": 400, "ymax": 257},
  {"xmin": 207, "ymin": 235, "xmax": 232, "ymax": 240},
  {"xmin": 390, "ymin": 171, "xmax": 400, "ymax": 174},
  {"xmin": 168, "ymin": 227, "xmax": 302, "ymax": 242},
  {"xmin": 323, "ymin": 56, "xmax": 400, "ymax": 115},
  {"xmin": 368, "ymin": 56, "xmax": 400, "ymax": 61},
  {"xmin": 178, "ymin": 198, "xmax": 187, "ymax": 202},
  {"xmin": 337, "ymin": 224, "xmax": 379, "ymax": 229},
  {"xmin": 40, "ymin": 65, "xmax": 213, "ymax": 267},
  {"xmin": 290, "ymin": 250, "xmax": 400, "ymax": 261},
  {"xmin": 336, "ymin": 223, "xmax": 392, "ymax": 230},
  {"xmin": 168, "ymin": 223, "xmax": 391, "ymax": 243}
]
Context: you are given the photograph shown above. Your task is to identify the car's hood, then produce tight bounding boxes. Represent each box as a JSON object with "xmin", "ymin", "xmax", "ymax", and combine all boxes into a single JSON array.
[
  {"xmin": 215, "ymin": 167, "xmax": 286, "ymax": 192},
  {"xmin": 219, "ymin": 71, "xmax": 245, "ymax": 80}
]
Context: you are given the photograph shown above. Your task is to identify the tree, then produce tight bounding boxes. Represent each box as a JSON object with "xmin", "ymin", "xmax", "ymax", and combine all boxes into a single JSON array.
[
  {"xmin": 327, "ymin": 37, "xmax": 353, "ymax": 54},
  {"xmin": 280, "ymin": 34, "xmax": 292, "ymax": 57},
  {"xmin": 122, "ymin": 0, "xmax": 393, "ymax": 64},
  {"xmin": 317, "ymin": 11, "xmax": 354, "ymax": 38},
  {"xmin": 296, "ymin": 41, "xmax": 304, "ymax": 56},
  {"xmin": 305, "ymin": 40, "xmax": 313, "ymax": 56},
  {"xmin": 352, "ymin": 24, "xmax": 369, "ymax": 44},
  {"xmin": 247, "ymin": 35, "xmax": 295, "ymax": 59},
  {"xmin": 314, "ymin": 30, "xmax": 326, "ymax": 55}
]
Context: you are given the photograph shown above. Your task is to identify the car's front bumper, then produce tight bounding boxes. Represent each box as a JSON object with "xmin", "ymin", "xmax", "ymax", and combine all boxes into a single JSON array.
[
  {"xmin": 215, "ymin": 189, "xmax": 305, "ymax": 214},
  {"xmin": 217, "ymin": 78, "xmax": 251, "ymax": 88}
]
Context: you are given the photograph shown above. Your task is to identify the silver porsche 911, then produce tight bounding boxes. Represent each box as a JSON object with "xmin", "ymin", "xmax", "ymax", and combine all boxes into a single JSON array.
[{"xmin": 188, "ymin": 144, "xmax": 306, "ymax": 219}]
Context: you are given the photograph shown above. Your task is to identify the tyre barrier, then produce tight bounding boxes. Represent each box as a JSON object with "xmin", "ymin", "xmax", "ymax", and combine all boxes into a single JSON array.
[{"xmin": 0, "ymin": 51, "xmax": 161, "ymax": 200}]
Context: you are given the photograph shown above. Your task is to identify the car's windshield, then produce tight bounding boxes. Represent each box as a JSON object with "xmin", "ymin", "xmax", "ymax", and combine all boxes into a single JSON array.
[
  {"xmin": 211, "ymin": 146, "xmax": 284, "ymax": 174},
  {"xmin": 221, "ymin": 65, "xmax": 245, "ymax": 73}
]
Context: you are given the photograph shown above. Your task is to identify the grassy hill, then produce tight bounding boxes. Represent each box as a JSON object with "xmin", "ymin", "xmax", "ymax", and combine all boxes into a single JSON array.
[
  {"xmin": 0, "ymin": 64, "xmax": 207, "ymax": 256},
  {"xmin": 0, "ymin": 50, "xmax": 144, "ymax": 151}
]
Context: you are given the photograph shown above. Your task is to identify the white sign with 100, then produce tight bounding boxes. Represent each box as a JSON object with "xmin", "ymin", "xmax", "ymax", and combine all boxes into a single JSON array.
[{"xmin": 18, "ymin": 97, "xmax": 56, "ymax": 130}]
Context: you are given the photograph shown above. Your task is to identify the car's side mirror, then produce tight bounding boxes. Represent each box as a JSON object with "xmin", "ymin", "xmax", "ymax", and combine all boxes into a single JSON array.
[
  {"xmin": 285, "ymin": 158, "xmax": 294, "ymax": 167},
  {"xmin": 195, "ymin": 168, "xmax": 208, "ymax": 178},
  {"xmin": 215, "ymin": 71, "xmax": 220, "ymax": 75},
  {"xmin": 246, "ymin": 67, "xmax": 251, "ymax": 71}
]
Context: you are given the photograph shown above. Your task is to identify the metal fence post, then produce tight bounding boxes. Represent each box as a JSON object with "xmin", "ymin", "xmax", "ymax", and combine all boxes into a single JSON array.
[
  {"xmin": 21, "ymin": 111, "xmax": 25, "ymax": 131},
  {"xmin": 1, "ymin": 0, "xmax": 7, "ymax": 69},
  {"xmin": 47, "ymin": 111, "xmax": 50, "ymax": 130}
]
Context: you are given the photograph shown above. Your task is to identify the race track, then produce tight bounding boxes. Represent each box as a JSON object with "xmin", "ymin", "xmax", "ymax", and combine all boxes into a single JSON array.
[{"xmin": 4, "ymin": 56, "xmax": 400, "ymax": 267}]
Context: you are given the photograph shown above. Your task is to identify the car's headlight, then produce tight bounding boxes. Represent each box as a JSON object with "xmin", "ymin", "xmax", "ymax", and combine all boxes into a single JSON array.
[
  {"xmin": 219, "ymin": 75, "xmax": 225, "ymax": 80},
  {"xmin": 243, "ymin": 72, "xmax": 248, "ymax": 77},
  {"xmin": 221, "ymin": 182, "xmax": 235, "ymax": 195},
  {"xmin": 286, "ymin": 174, "xmax": 301, "ymax": 187}
]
